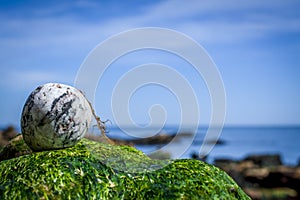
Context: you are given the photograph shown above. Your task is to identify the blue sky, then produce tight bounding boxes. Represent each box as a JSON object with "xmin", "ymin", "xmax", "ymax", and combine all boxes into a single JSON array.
[{"xmin": 0, "ymin": 0, "xmax": 300, "ymax": 128}]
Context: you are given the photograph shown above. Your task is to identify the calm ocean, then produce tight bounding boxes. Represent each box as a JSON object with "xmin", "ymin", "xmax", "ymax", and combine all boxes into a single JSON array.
[{"xmin": 106, "ymin": 126, "xmax": 300, "ymax": 166}]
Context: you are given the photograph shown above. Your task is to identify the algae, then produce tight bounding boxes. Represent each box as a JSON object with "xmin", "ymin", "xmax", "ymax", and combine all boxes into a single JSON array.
[{"xmin": 0, "ymin": 137, "xmax": 251, "ymax": 199}]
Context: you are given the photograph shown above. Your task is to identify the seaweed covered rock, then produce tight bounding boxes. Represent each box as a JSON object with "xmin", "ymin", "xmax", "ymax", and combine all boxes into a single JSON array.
[
  {"xmin": 0, "ymin": 134, "xmax": 32, "ymax": 161},
  {"xmin": 0, "ymin": 137, "xmax": 250, "ymax": 199}
]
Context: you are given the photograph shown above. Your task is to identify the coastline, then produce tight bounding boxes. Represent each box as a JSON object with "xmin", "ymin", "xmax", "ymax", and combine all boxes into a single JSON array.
[{"xmin": 1, "ymin": 126, "xmax": 300, "ymax": 199}]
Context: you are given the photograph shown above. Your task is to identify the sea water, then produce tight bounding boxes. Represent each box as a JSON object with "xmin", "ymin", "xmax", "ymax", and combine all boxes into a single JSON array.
[{"xmin": 106, "ymin": 126, "xmax": 300, "ymax": 166}]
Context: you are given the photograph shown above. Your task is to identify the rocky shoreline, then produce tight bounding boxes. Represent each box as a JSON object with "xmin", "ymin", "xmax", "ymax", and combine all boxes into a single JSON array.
[
  {"xmin": 1, "ymin": 126, "xmax": 299, "ymax": 199},
  {"xmin": 213, "ymin": 154, "xmax": 300, "ymax": 200},
  {"xmin": 0, "ymin": 130, "xmax": 250, "ymax": 199}
]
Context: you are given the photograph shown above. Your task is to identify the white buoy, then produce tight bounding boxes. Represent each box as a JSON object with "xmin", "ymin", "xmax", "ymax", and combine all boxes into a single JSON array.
[{"xmin": 21, "ymin": 83, "xmax": 93, "ymax": 151}]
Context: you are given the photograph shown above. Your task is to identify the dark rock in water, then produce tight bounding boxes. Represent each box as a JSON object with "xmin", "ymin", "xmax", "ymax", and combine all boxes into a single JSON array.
[
  {"xmin": 170, "ymin": 132, "xmax": 193, "ymax": 137},
  {"xmin": 107, "ymin": 132, "xmax": 194, "ymax": 146},
  {"xmin": 109, "ymin": 133, "xmax": 176, "ymax": 145},
  {"xmin": 214, "ymin": 158, "xmax": 239, "ymax": 166},
  {"xmin": 244, "ymin": 154, "xmax": 282, "ymax": 167},
  {"xmin": 192, "ymin": 138, "xmax": 226, "ymax": 146},
  {"xmin": 0, "ymin": 137, "xmax": 250, "ymax": 199},
  {"xmin": 205, "ymin": 139, "xmax": 226, "ymax": 145}
]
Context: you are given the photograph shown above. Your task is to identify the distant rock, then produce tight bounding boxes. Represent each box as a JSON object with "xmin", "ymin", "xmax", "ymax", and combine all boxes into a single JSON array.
[
  {"xmin": 109, "ymin": 133, "xmax": 177, "ymax": 145},
  {"xmin": 192, "ymin": 138, "xmax": 226, "ymax": 146},
  {"xmin": 244, "ymin": 154, "xmax": 282, "ymax": 167}
]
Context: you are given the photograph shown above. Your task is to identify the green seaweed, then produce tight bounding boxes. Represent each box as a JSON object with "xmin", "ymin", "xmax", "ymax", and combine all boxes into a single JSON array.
[{"xmin": 0, "ymin": 138, "xmax": 250, "ymax": 199}]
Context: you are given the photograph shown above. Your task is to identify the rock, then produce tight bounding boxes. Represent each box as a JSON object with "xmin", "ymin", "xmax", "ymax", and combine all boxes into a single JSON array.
[
  {"xmin": 109, "ymin": 133, "xmax": 176, "ymax": 145},
  {"xmin": 107, "ymin": 132, "xmax": 193, "ymax": 146},
  {"xmin": 244, "ymin": 166, "xmax": 300, "ymax": 192},
  {"xmin": 244, "ymin": 167, "xmax": 270, "ymax": 180},
  {"xmin": 192, "ymin": 138, "xmax": 226, "ymax": 146},
  {"xmin": 244, "ymin": 154, "xmax": 282, "ymax": 167},
  {"xmin": 0, "ymin": 126, "xmax": 18, "ymax": 147},
  {"xmin": 214, "ymin": 155, "xmax": 300, "ymax": 199},
  {"xmin": 244, "ymin": 187, "xmax": 298, "ymax": 200},
  {"xmin": 21, "ymin": 83, "xmax": 93, "ymax": 151},
  {"xmin": 0, "ymin": 137, "xmax": 250, "ymax": 199},
  {"xmin": 0, "ymin": 135, "xmax": 32, "ymax": 161}
]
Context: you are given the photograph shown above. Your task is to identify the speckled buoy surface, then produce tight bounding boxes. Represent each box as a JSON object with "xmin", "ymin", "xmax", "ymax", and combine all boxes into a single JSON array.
[{"xmin": 21, "ymin": 83, "xmax": 93, "ymax": 151}]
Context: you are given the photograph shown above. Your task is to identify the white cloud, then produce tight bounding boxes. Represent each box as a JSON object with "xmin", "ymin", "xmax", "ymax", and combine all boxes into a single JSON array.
[
  {"xmin": 0, "ymin": 0, "xmax": 299, "ymax": 94},
  {"xmin": 1, "ymin": 0, "xmax": 299, "ymax": 52},
  {"xmin": 0, "ymin": 0, "xmax": 299, "ymax": 126},
  {"xmin": 140, "ymin": 0, "xmax": 300, "ymax": 43},
  {"xmin": 0, "ymin": 69, "xmax": 73, "ymax": 91}
]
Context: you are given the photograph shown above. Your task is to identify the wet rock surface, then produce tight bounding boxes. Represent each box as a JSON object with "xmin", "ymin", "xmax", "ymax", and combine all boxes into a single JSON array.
[{"xmin": 214, "ymin": 154, "xmax": 300, "ymax": 200}]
